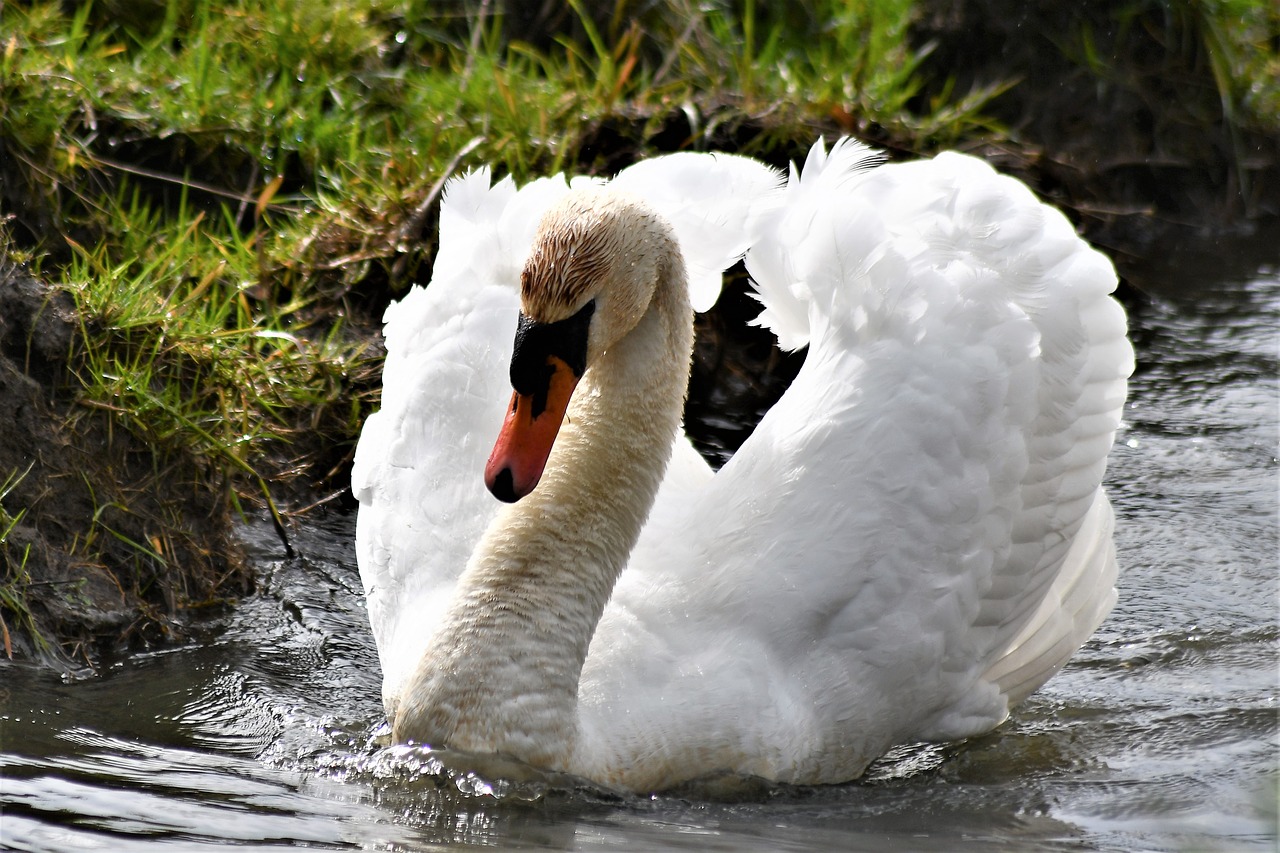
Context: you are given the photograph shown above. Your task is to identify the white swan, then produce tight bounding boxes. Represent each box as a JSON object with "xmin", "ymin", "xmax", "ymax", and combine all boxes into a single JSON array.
[{"xmin": 352, "ymin": 138, "xmax": 1133, "ymax": 792}]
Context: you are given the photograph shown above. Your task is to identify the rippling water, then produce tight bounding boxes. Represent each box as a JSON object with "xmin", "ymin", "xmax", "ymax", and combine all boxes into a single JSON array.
[{"xmin": 3, "ymin": 232, "xmax": 1277, "ymax": 851}]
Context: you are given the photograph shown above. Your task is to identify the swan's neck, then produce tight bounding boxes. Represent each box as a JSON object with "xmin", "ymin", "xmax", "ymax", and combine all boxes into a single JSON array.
[{"xmin": 393, "ymin": 259, "xmax": 693, "ymax": 770}]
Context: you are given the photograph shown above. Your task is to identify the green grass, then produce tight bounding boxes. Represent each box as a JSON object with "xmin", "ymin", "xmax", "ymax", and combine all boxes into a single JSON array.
[{"xmin": 60, "ymin": 186, "xmax": 362, "ymax": 536}]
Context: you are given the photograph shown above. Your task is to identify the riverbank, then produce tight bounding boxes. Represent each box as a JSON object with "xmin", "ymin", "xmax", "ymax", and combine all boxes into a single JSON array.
[{"xmin": 1, "ymin": 0, "xmax": 1276, "ymax": 666}]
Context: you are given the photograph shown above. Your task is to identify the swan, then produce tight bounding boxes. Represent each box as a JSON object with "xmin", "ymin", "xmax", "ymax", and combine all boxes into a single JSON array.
[{"xmin": 351, "ymin": 138, "xmax": 1133, "ymax": 792}]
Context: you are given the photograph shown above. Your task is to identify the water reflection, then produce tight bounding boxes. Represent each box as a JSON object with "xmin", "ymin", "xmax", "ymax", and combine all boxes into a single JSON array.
[{"xmin": 2, "ymin": 233, "xmax": 1277, "ymax": 850}]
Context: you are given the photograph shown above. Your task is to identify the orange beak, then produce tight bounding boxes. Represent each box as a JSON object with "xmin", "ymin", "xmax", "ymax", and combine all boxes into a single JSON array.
[{"xmin": 484, "ymin": 355, "xmax": 580, "ymax": 502}]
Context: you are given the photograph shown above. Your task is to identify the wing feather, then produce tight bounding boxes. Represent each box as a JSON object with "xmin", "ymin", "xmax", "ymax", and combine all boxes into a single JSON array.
[{"xmin": 599, "ymin": 141, "xmax": 1131, "ymax": 770}]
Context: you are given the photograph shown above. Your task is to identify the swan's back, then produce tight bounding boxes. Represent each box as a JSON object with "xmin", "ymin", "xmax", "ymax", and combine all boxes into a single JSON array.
[{"xmin": 579, "ymin": 141, "xmax": 1132, "ymax": 785}]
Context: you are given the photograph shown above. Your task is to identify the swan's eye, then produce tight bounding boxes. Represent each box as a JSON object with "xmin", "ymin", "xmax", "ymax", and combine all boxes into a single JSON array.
[{"xmin": 509, "ymin": 300, "xmax": 595, "ymax": 409}]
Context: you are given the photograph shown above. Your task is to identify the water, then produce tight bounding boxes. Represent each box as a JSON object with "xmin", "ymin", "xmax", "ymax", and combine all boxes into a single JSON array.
[{"xmin": 3, "ymin": 232, "xmax": 1278, "ymax": 851}]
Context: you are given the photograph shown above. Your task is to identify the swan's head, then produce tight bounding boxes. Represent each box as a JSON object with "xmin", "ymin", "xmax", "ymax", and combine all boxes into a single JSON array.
[{"xmin": 484, "ymin": 189, "xmax": 678, "ymax": 503}]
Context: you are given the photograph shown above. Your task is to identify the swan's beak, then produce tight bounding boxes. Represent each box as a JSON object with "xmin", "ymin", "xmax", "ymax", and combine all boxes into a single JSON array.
[{"xmin": 485, "ymin": 354, "xmax": 580, "ymax": 503}]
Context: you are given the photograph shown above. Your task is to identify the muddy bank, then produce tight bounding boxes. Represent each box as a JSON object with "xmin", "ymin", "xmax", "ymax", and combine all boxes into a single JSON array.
[{"xmin": 0, "ymin": 262, "xmax": 250, "ymax": 667}]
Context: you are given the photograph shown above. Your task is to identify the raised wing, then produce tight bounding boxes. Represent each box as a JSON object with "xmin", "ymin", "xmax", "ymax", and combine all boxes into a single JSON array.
[{"xmin": 591, "ymin": 140, "xmax": 1131, "ymax": 778}]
